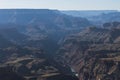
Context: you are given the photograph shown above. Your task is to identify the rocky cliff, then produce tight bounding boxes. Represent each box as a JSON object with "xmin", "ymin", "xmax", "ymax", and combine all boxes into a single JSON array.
[{"xmin": 57, "ymin": 22, "xmax": 120, "ymax": 80}]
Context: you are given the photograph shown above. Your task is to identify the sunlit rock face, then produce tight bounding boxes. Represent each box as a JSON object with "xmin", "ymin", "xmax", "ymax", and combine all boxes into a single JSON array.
[{"xmin": 56, "ymin": 22, "xmax": 120, "ymax": 80}]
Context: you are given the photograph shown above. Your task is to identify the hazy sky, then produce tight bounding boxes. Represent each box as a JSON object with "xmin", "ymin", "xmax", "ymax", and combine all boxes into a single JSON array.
[{"xmin": 0, "ymin": 0, "xmax": 120, "ymax": 10}]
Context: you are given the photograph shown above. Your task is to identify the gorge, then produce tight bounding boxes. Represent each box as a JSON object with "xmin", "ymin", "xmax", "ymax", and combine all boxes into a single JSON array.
[{"xmin": 0, "ymin": 9, "xmax": 120, "ymax": 80}]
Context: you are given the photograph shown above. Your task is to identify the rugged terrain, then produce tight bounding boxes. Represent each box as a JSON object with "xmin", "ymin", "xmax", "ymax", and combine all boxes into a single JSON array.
[
  {"xmin": 0, "ymin": 9, "xmax": 85, "ymax": 80},
  {"xmin": 0, "ymin": 45, "xmax": 79, "ymax": 80},
  {"xmin": 0, "ymin": 9, "xmax": 120, "ymax": 80},
  {"xmin": 0, "ymin": 9, "xmax": 92, "ymax": 54},
  {"xmin": 62, "ymin": 10, "xmax": 120, "ymax": 25},
  {"xmin": 57, "ymin": 22, "xmax": 120, "ymax": 80}
]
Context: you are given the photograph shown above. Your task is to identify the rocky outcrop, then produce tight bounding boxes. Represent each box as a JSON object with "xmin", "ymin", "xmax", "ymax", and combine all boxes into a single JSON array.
[
  {"xmin": 0, "ymin": 46, "xmax": 77, "ymax": 80},
  {"xmin": 57, "ymin": 22, "xmax": 120, "ymax": 80}
]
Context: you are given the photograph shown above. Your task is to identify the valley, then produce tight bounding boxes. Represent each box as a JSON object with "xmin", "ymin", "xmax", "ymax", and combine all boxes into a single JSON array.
[{"xmin": 0, "ymin": 9, "xmax": 120, "ymax": 80}]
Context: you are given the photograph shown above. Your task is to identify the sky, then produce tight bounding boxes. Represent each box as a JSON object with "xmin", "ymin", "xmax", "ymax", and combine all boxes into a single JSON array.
[{"xmin": 0, "ymin": 0, "xmax": 120, "ymax": 10}]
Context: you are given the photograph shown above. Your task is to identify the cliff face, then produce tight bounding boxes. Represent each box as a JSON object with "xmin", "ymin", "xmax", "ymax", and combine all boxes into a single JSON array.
[
  {"xmin": 0, "ymin": 9, "xmax": 92, "ymax": 54},
  {"xmin": 57, "ymin": 22, "xmax": 120, "ymax": 80},
  {"xmin": 0, "ymin": 9, "xmax": 88, "ymax": 80}
]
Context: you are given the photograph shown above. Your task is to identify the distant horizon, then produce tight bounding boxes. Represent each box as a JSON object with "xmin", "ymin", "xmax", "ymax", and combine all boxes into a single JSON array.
[
  {"xmin": 0, "ymin": 0, "xmax": 120, "ymax": 10},
  {"xmin": 0, "ymin": 8, "xmax": 119, "ymax": 11}
]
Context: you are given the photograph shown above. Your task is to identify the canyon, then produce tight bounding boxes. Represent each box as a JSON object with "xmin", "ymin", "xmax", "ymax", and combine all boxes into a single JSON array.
[{"xmin": 0, "ymin": 9, "xmax": 120, "ymax": 80}]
